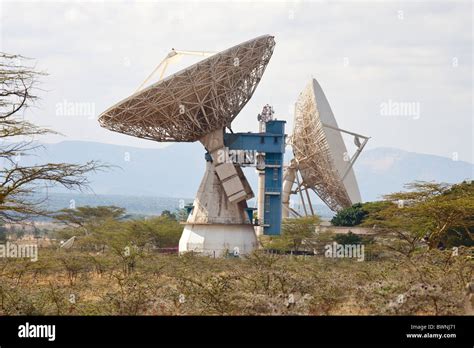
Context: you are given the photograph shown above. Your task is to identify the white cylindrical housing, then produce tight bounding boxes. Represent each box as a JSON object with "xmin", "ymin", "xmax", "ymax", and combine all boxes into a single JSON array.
[
  {"xmin": 281, "ymin": 162, "xmax": 296, "ymax": 218},
  {"xmin": 256, "ymin": 168, "xmax": 265, "ymax": 237}
]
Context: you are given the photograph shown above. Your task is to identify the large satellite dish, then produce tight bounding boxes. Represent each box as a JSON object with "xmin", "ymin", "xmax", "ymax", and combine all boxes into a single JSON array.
[
  {"xmin": 99, "ymin": 35, "xmax": 275, "ymax": 143},
  {"xmin": 98, "ymin": 35, "xmax": 277, "ymax": 255},
  {"xmin": 283, "ymin": 78, "xmax": 369, "ymax": 215}
]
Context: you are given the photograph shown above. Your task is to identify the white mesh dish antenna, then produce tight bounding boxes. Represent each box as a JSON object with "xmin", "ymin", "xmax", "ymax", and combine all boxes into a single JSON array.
[
  {"xmin": 98, "ymin": 35, "xmax": 277, "ymax": 256},
  {"xmin": 98, "ymin": 35, "xmax": 275, "ymax": 143},
  {"xmin": 283, "ymin": 78, "xmax": 369, "ymax": 215},
  {"xmin": 98, "ymin": 35, "xmax": 276, "ymax": 204},
  {"xmin": 60, "ymin": 236, "xmax": 76, "ymax": 249}
]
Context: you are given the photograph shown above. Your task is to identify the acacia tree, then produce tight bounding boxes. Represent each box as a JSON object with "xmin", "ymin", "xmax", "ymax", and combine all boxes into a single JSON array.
[
  {"xmin": 263, "ymin": 216, "xmax": 320, "ymax": 252},
  {"xmin": 53, "ymin": 205, "xmax": 126, "ymax": 235},
  {"xmin": 0, "ymin": 53, "xmax": 105, "ymax": 221},
  {"xmin": 364, "ymin": 181, "xmax": 474, "ymax": 253}
]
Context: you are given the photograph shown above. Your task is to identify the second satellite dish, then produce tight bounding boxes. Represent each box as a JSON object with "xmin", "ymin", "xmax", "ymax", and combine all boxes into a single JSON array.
[{"xmin": 282, "ymin": 78, "xmax": 369, "ymax": 216}]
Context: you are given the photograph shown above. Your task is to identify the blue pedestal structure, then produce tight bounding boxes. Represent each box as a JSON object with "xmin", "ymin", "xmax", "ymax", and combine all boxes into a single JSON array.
[{"xmin": 224, "ymin": 120, "xmax": 286, "ymax": 235}]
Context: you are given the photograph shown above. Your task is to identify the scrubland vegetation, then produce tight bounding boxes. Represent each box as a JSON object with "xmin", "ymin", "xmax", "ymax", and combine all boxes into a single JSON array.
[
  {"xmin": 0, "ymin": 180, "xmax": 472, "ymax": 316},
  {"xmin": 0, "ymin": 240, "xmax": 471, "ymax": 315}
]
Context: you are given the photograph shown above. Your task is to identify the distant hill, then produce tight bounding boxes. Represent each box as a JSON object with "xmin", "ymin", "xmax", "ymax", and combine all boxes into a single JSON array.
[
  {"xmin": 19, "ymin": 141, "xmax": 473, "ymax": 204},
  {"xmin": 356, "ymin": 147, "xmax": 472, "ymax": 201},
  {"xmin": 24, "ymin": 141, "xmax": 204, "ymax": 199},
  {"xmin": 34, "ymin": 192, "xmax": 194, "ymax": 219}
]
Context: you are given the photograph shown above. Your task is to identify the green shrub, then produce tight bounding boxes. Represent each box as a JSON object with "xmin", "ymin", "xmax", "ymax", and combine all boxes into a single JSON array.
[
  {"xmin": 331, "ymin": 203, "xmax": 367, "ymax": 226},
  {"xmin": 443, "ymin": 227, "xmax": 474, "ymax": 248},
  {"xmin": 334, "ymin": 232, "xmax": 363, "ymax": 245}
]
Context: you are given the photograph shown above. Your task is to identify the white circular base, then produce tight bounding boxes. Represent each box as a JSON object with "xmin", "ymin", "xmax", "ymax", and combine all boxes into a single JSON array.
[{"xmin": 179, "ymin": 224, "xmax": 257, "ymax": 257}]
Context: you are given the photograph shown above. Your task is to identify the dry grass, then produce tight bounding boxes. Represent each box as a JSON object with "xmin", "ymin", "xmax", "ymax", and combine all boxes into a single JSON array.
[{"xmin": 0, "ymin": 247, "xmax": 471, "ymax": 316}]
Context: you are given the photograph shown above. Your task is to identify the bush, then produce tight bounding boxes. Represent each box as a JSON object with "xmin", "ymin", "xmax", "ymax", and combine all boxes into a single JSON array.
[
  {"xmin": 263, "ymin": 216, "xmax": 320, "ymax": 252},
  {"xmin": 0, "ymin": 224, "xmax": 6, "ymax": 243},
  {"xmin": 443, "ymin": 227, "xmax": 474, "ymax": 248},
  {"xmin": 331, "ymin": 203, "xmax": 367, "ymax": 226},
  {"xmin": 334, "ymin": 232, "xmax": 363, "ymax": 245},
  {"xmin": 0, "ymin": 246, "xmax": 471, "ymax": 315}
]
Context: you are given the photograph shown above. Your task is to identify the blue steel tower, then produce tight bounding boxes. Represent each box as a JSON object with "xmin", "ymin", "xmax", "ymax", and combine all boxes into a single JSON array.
[{"xmin": 224, "ymin": 119, "xmax": 286, "ymax": 235}]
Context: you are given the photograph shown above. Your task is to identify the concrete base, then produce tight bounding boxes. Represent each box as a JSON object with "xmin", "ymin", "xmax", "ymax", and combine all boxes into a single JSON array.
[
  {"xmin": 178, "ymin": 147, "xmax": 258, "ymax": 256},
  {"xmin": 179, "ymin": 224, "xmax": 257, "ymax": 256}
]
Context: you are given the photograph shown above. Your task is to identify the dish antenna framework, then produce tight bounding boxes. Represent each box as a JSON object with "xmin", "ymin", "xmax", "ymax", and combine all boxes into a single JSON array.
[
  {"xmin": 282, "ymin": 79, "xmax": 369, "ymax": 217},
  {"xmin": 99, "ymin": 35, "xmax": 286, "ymax": 256}
]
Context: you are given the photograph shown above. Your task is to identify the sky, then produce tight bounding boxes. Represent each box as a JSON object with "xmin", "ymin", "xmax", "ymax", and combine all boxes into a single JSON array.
[{"xmin": 1, "ymin": 0, "xmax": 473, "ymax": 162}]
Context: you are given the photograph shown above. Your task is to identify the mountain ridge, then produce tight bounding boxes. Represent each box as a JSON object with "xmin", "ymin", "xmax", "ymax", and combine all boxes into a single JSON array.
[{"xmin": 16, "ymin": 140, "xmax": 473, "ymax": 202}]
